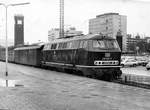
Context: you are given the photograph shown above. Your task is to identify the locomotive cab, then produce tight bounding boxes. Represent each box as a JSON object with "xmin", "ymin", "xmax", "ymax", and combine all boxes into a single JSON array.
[
  {"xmin": 76, "ymin": 35, "xmax": 121, "ymax": 66},
  {"xmin": 76, "ymin": 35, "xmax": 122, "ymax": 80},
  {"xmin": 88, "ymin": 37, "xmax": 121, "ymax": 66}
]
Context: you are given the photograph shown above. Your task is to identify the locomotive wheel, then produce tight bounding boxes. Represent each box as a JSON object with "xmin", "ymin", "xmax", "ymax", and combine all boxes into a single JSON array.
[
  {"xmin": 56, "ymin": 67, "xmax": 65, "ymax": 72},
  {"xmin": 91, "ymin": 73, "xmax": 97, "ymax": 79},
  {"xmin": 74, "ymin": 70, "xmax": 83, "ymax": 76},
  {"xmin": 81, "ymin": 68, "xmax": 94, "ymax": 78},
  {"xmin": 103, "ymin": 75, "xmax": 109, "ymax": 81}
]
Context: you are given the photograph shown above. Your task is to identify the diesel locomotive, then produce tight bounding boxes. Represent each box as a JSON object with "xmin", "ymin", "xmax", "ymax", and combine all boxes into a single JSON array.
[
  {"xmin": 0, "ymin": 34, "xmax": 122, "ymax": 80},
  {"xmin": 42, "ymin": 34, "xmax": 122, "ymax": 80}
]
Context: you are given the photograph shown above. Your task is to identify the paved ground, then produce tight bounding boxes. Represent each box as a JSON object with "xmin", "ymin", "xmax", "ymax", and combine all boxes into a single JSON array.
[{"xmin": 0, "ymin": 62, "xmax": 150, "ymax": 110}]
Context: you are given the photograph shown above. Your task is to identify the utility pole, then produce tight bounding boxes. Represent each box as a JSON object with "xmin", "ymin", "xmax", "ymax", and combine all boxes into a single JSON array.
[{"xmin": 59, "ymin": 0, "xmax": 64, "ymax": 38}]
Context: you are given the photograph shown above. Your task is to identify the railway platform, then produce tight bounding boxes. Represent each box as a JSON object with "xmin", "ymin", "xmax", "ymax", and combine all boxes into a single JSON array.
[
  {"xmin": 0, "ymin": 61, "xmax": 150, "ymax": 110},
  {"xmin": 121, "ymin": 66, "xmax": 150, "ymax": 84}
]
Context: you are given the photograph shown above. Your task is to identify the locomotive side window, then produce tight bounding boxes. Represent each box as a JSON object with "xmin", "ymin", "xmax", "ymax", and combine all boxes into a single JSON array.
[
  {"xmin": 67, "ymin": 42, "xmax": 72, "ymax": 49},
  {"xmin": 44, "ymin": 44, "xmax": 52, "ymax": 50},
  {"xmin": 58, "ymin": 42, "xmax": 72, "ymax": 49},
  {"xmin": 43, "ymin": 45, "xmax": 47, "ymax": 50},
  {"xmin": 71, "ymin": 40, "xmax": 79, "ymax": 49},
  {"xmin": 62, "ymin": 42, "xmax": 67, "ymax": 49},
  {"xmin": 58, "ymin": 43, "xmax": 63, "ymax": 49},
  {"xmin": 51, "ymin": 43, "xmax": 57, "ymax": 49},
  {"xmin": 79, "ymin": 41, "xmax": 84, "ymax": 48},
  {"xmin": 79, "ymin": 40, "xmax": 88, "ymax": 48},
  {"xmin": 48, "ymin": 44, "xmax": 52, "ymax": 49},
  {"xmin": 83, "ymin": 41, "xmax": 88, "ymax": 48}
]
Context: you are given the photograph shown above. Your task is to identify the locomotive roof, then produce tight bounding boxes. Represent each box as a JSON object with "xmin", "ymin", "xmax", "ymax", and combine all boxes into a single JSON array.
[
  {"xmin": 14, "ymin": 45, "xmax": 43, "ymax": 50},
  {"xmin": 46, "ymin": 34, "xmax": 114, "ymax": 44}
]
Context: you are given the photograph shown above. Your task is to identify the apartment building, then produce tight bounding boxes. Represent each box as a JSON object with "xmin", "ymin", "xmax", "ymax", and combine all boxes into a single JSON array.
[
  {"xmin": 48, "ymin": 27, "xmax": 83, "ymax": 42},
  {"xmin": 89, "ymin": 13, "xmax": 127, "ymax": 51}
]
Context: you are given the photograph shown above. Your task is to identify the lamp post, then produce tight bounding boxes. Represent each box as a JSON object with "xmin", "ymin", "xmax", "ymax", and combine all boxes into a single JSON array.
[{"xmin": 0, "ymin": 2, "xmax": 30, "ymax": 76}]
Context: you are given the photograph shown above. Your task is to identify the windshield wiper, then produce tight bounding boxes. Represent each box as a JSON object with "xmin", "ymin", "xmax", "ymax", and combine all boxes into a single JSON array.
[{"xmin": 97, "ymin": 40, "xmax": 105, "ymax": 48}]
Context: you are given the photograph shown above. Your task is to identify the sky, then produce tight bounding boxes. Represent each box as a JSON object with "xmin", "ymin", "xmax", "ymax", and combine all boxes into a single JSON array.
[{"xmin": 0, "ymin": 0, "xmax": 150, "ymax": 44}]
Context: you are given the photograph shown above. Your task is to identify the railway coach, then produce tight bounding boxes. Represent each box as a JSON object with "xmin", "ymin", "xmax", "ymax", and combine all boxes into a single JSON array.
[
  {"xmin": 42, "ymin": 34, "xmax": 122, "ymax": 80},
  {"xmin": 0, "ymin": 46, "xmax": 15, "ymax": 62},
  {"xmin": 14, "ymin": 45, "xmax": 44, "ymax": 66}
]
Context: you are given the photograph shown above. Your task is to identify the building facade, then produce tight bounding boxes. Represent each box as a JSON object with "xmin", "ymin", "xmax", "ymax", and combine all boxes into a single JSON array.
[
  {"xmin": 48, "ymin": 27, "xmax": 83, "ymax": 42},
  {"xmin": 126, "ymin": 34, "xmax": 150, "ymax": 51},
  {"xmin": 48, "ymin": 28, "xmax": 60, "ymax": 42},
  {"xmin": 89, "ymin": 13, "xmax": 127, "ymax": 51}
]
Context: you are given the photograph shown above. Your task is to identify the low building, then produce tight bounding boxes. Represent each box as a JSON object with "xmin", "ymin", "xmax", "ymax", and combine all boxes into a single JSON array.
[
  {"xmin": 48, "ymin": 28, "xmax": 60, "ymax": 41},
  {"xmin": 127, "ymin": 34, "xmax": 143, "ymax": 48},
  {"xmin": 48, "ymin": 27, "xmax": 83, "ymax": 42},
  {"xmin": 126, "ymin": 34, "xmax": 150, "ymax": 53}
]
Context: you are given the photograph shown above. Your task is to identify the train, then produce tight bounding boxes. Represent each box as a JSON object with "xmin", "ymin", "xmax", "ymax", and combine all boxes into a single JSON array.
[{"xmin": 0, "ymin": 34, "xmax": 122, "ymax": 80}]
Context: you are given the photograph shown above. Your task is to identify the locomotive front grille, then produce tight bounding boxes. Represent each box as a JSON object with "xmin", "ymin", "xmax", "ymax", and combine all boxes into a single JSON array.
[{"xmin": 94, "ymin": 60, "xmax": 119, "ymax": 65}]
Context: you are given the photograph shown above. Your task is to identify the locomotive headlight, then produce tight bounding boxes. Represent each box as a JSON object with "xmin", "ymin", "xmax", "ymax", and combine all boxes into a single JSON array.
[
  {"xmin": 115, "ymin": 61, "xmax": 119, "ymax": 65},
  {"xmin": 94, "ymin": 61, "xmax": 99, "ymax": 65},
  {"xmin": 94, "ymin": 60, "xmax": 119, "ymax": 65}
]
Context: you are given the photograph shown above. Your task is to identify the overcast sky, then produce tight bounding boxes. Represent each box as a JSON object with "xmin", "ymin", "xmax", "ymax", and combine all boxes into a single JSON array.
[{"xmin": 0, "ymin": 0, "xmax": 150, "ymax": 44}]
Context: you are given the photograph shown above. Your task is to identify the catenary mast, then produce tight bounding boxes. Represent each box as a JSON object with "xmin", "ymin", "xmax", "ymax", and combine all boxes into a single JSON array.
[{"xmin": 59, "ymin": 0, "xmax": 64, "ymax": 38}]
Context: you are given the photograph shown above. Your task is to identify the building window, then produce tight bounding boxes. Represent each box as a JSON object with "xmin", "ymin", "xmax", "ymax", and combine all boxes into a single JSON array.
[
  {"xmin": 106, "ymin": 27, "xmax": 108, "ymax": 30},
  {"xmin": 17, "ymin": 20, "xmax": 22, "ymax": 24},
  {"xmin": 106, "ymin": 19, "xmax": 108, "ymax": 23}
]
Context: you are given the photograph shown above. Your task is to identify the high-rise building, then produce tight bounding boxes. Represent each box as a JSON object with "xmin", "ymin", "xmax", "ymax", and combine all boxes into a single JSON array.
[
  {"xmin": 89, "ymin": 13, "xmax": 127, "ymax": 51},
  {"xmin": 14, "ymin": 15, "xmax": 24, "ymax": 47}
]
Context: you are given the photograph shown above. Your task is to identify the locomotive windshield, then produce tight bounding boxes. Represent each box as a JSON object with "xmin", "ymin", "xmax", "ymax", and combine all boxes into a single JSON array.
[{"xmin": 92, "ymin": 39, "xmax": 119, "ymax": 49}]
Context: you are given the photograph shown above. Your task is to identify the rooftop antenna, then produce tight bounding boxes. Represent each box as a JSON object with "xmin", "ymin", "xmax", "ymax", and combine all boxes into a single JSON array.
[{"xmin": 59, "ymin": 0, "xmax": 64, "ymax": 38}]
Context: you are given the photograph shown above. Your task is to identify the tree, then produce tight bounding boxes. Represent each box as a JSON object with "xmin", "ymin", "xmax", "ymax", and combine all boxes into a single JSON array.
[
  {"xmin": 136, "ymin": 41, "xmax": 147, "ymax": 53},
  {"xmin": 128, "ymin": 43, "xmax": 136, "ymax": 52},
  {"xmin": 146, "ymin": 43, "xmax": 150, "ymax": 52}
]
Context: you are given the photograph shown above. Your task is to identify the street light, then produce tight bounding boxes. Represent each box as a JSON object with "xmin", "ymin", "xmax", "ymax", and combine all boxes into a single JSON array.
[{"xmin": 0, "ymin": 2, "xmax": 30, "ymax": 76}]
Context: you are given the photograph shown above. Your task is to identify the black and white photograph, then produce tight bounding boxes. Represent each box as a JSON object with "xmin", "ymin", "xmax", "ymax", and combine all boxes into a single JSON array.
[{"xmin": 0, "ymin": 0, "xmax": 150, "ymax": 110}]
